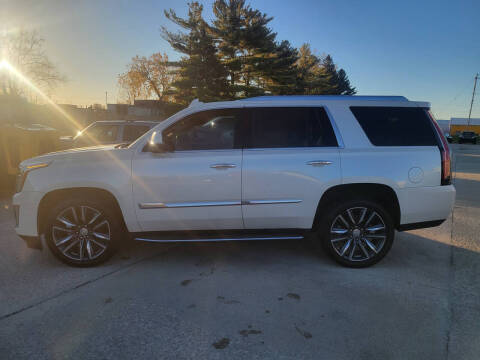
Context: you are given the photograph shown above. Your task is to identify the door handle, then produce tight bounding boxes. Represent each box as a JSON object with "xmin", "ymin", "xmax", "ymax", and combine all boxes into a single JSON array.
[
  {"xmin": 307, "ymin": 160, "xmax": 332, "ymax": 166},
  {"xmin": 210, "ymin": 163, "xmax": 237, "ymax": 169}
]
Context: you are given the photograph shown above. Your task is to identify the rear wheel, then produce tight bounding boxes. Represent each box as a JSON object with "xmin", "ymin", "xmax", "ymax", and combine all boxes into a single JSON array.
[
  {"xmin": 45, "ymin": 196, "xmax": 122, "ymax": 266},
  {"xmin": 318, "ymin": 200, "xmax": 394, "ymax": 267}
]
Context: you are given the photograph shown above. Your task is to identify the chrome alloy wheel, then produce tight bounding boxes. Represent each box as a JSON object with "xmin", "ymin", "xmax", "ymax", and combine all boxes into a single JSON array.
[
  {"xmin": 330, "ymin": 207, "xmax": 387, "ymax": 262},
  {"xmin": 52, "ymin": 206, "xmax": 111, "ymax": 261}
]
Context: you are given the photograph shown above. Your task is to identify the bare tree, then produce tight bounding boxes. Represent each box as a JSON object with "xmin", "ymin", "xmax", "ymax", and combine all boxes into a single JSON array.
[
  {"xmin": 0, "ymin": 30, "xmax": 65, "ymax": 97},
  {"xmin": 118, "ymin": 53, "xmax": 176, "ymax": 103}
]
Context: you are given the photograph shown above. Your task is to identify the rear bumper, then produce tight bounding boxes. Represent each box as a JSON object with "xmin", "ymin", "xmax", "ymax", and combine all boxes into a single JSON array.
[{"xmin": 397, "ymin": 185, "xmax": 455, "ymax": 225}]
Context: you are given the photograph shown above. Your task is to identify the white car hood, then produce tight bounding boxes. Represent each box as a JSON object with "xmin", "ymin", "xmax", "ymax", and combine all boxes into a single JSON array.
[{"xmin": 20, "ymin": 144, "xmax": 121, "ymax": 167}]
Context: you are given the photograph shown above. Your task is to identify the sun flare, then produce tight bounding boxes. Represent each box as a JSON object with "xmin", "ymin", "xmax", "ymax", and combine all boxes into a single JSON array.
[{"xmin": 0, "ymin": 59, "xmax": 83, "ymax": 130}]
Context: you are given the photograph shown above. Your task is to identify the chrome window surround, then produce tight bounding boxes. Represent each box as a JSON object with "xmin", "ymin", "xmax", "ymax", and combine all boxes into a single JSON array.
[{"xmin": 143, "ymin": 106, "xmax": 345, "ymax": 153}]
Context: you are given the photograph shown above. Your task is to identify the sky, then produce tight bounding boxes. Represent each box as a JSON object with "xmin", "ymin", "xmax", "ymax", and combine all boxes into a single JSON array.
[{"xmin": 0, "ymin": 0, "xmax": 479, "ymax": 120}]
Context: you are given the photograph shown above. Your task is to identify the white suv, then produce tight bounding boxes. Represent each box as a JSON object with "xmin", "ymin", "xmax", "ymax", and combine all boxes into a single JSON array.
[{"xmin": 13, "ymin": 96, "xmax": 456, "ymax": 267}]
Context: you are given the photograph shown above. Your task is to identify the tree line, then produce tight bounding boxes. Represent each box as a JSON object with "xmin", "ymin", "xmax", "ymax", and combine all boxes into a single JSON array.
[{"xmin": 119, "ymin": 0, "xmax": 356, "ymax": 106}]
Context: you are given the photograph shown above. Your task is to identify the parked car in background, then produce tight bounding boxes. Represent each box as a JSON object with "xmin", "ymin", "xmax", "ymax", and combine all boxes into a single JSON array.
[
  {"xmin": 458, "ymin": 131, "xmax": 478, "ymax": 144},
  {"xmin": 14, "ymin": 96, "xmax": 455, "ymax": 268},
  {"xmin": 444, "ymin": 132, "xmax": 453, "ymax": 143},
  {"xmin": 61, "ymin": 120, "xmax": 158, "ymax": 149}
]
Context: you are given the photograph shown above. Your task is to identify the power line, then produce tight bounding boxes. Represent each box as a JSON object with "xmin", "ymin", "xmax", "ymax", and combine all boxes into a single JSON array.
[{"xmin": 446, "ymin": 77, "xmax": 476, "ymax": 106}]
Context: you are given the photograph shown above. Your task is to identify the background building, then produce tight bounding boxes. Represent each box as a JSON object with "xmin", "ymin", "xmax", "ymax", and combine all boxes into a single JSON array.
[{"xmin": 450, "ymin": 118, "xmax": 480, "ymax": 134}]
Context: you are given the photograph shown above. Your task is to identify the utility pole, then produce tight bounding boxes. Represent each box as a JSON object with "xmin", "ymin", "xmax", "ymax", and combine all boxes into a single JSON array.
[
  {"xmin": 468, "ymin": 73, "xmax": 478, "ymax": 128},
  {"xmin": 105, "ymin": 91, "xmax": 108, "ymax": 109}
]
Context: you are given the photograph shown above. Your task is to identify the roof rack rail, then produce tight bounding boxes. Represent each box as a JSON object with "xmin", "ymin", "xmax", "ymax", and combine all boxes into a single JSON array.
[
  {"xmin": 240, "ymin": 95, "xmax": 409, "ymax": 102},
  {"xmin": 189, "ymin": 99, "xmax": 203, "ymax": 107}
]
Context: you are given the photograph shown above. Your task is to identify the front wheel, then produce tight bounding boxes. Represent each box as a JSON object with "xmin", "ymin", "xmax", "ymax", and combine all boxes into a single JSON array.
[
  {"xmin": 45, "ymin": 196, "xmax": 122, "ymax": 266},
  {"xmin": 318, "ymin": 200, "xmax": 394, "ymax": 268}
]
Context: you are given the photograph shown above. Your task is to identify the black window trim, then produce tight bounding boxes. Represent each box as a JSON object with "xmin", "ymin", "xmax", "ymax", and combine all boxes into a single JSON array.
[{"xmin": 243, "ymin": 105, "xmax": 343, "ymax": 150}]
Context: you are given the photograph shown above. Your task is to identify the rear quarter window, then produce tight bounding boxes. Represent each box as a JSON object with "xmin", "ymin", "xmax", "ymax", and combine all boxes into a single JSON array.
[{"xmin": 350, "ymin": 106, "xmax": 437, "ymax": 146}]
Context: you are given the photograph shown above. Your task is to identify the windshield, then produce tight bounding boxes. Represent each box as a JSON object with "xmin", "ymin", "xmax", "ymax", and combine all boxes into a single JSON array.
[{"xmin": 74, "ymin": 123, "xmax": 119, "ymax": 145}]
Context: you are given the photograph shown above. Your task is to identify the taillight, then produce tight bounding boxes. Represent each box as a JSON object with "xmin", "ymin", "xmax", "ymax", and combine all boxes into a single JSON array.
[{"xmin": 427, "ymin": 110, "xmax": 451, "ymax": 185}]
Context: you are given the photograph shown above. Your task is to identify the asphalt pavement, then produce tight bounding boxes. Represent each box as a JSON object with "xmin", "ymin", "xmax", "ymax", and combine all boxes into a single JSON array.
[{"xmin": 0, "ymin": 144, "xmax": 479, "ymax": 359}]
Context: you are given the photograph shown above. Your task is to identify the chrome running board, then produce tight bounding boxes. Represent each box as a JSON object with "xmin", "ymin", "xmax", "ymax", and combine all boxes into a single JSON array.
[{"xmin": 134, "ymin": 235, "xmax": 304, "ymax": 243}]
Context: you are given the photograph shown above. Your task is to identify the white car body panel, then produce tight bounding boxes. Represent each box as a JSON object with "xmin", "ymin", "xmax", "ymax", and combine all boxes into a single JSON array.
[
  {"xmin": 13, "ymin": 145, "xmax": 141, "ymax": 236},
  {"xmin": 132, "ymin": 149, "xmax": 243, "ymax": 231},
  {"xmin": 242, "ymin": 147, "xmax": 341, "ymax": 229}
]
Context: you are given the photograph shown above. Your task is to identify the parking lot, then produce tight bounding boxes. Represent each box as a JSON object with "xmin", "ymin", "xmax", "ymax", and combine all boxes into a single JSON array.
[{"xmin": 0, "ymin": 144, "xmax": 479, "ymax": 359}]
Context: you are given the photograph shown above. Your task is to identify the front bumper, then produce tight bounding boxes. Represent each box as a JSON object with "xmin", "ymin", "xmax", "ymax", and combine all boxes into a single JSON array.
[{"xmin": 12, "ymin": 191, "xmax": 45, "ymax": 240}]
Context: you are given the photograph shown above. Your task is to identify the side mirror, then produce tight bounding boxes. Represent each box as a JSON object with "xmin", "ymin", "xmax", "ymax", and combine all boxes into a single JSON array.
[{"xmin": 144, "ymin": 131, "xmax": 174, "ymax": 153}]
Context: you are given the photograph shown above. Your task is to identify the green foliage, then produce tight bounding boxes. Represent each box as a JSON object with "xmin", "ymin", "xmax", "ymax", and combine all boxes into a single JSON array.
[
  {"xmin": 158, "ymin": 1, "xmax": 357, "ymax": 104},
  {"xmin": 294, "ymin": 45, "xmax": 356, "ymax": 95},
  {"xmin": 162, "ymin": 2, "xmax": 228, "ymax": 105}
]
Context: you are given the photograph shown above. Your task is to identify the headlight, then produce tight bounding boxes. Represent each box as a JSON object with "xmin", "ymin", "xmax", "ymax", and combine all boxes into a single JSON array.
[{"xmin": 16, "ymin": 161, "xmax": 51, "ymax": 193}]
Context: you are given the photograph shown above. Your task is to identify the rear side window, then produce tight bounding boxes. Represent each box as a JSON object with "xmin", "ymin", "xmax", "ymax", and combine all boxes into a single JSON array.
[
  {"xmin": 123, "ymin": 125, "xmax": 151, "ymax": 142},
  {"xmin": 247, "ymin": 107, "xmax": 338, "ymax": 148},
  {"xmin": 350, "ymin": 106, "xmax": 437, "ymax": 146}
]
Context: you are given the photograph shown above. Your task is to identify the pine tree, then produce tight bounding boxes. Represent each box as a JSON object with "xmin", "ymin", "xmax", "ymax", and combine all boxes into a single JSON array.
[
  {"xmin": 211, "ymin": 0, "xmax": 278, "ymax": 97},
  {"xmin": 160, "ymin": 3, "xmax": 356, "ymax": 103},
  {"xmin": 319, "ymin": 55, "xmax": 357, "ymax": 95},
  {"xmin": 162, "ymin": 2, "xmax": 228, "ymax": 105},
  {"xmin": 319, "ymin": 55, "xmax": 340, "ymax": 95},
  {"xmin": 336, "ymin": 68, "xmax": 356, "ymax": 95},
  {"xmin": 294, "ymin": 43, "xmax": 328, "ymax": 94},
  {"xmin": 261, "ymin": 40, "xmax": 299, "ymax": 95},
  {"xmin": 293, "ymin": 45, "xmax": 356, "ymax": 95}
]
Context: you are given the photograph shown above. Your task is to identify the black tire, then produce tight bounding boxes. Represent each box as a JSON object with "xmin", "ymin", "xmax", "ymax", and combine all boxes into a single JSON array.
[
  {"xmin": 45, "ymin": 196, "xmax": 122, "ymax": 267},
  {"xmin": 317, "ymin": 200, "xmax": 394, "ymax": 268}
]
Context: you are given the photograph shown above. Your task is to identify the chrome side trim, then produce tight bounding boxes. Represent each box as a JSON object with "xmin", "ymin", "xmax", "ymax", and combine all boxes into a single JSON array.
[
  {"xmin": 139, "ymin": 199, "xmax": 302, "ymax": 209},
  {"xmin": 138, "ymin": 201, "xmax": 241, "ymax": 209},
  {"xmin": 210, "ymin": 163, "xmax": 236, "ymax": 169},
  {"xmin": 242, "ymin": 199, "xmax": 302, "ymax": 205},
  {"xmin": 307, "ymin": 160, "xmax": 332, "ymax": 166},
  {"xmin": 134, "ymin": 235, "xmax": 304, "ymax": 243}
]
